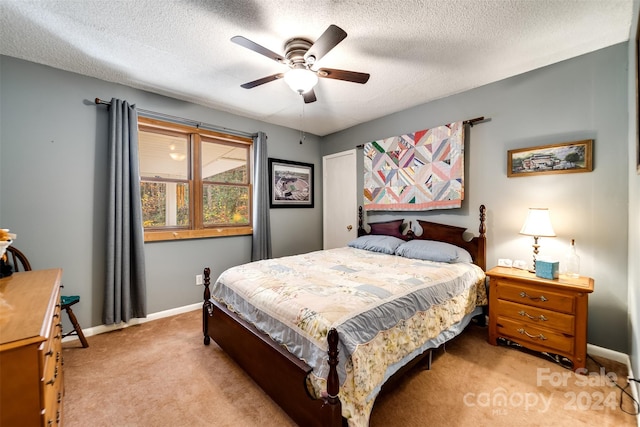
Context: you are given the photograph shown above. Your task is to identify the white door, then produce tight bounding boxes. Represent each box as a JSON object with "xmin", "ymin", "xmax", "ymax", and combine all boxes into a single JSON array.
[{"xmin": 323, "ymin": 149, "xmax": 358, "ymax": 249}]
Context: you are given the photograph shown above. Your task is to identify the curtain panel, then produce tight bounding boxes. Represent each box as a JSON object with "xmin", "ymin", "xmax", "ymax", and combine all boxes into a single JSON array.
[
  {"xmin": 251, "ymin": 131, "xmax": 272, "ymax": 261},
  {"xmin": 104, "ymin": 98, "xmax": 147, "ymax": 324}
]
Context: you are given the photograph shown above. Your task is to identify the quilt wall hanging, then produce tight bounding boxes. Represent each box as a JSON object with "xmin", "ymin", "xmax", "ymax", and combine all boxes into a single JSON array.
[{"xmin": 363, "ymin": 121, "xmax": 465, "ymax": 211}]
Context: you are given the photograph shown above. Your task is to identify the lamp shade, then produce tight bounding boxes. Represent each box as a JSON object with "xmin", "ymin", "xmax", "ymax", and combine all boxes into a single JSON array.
[
  {"xmin": 283, "ymin": 68, "xmax": 318, "ymax": 94},
  {"xmin": 519, "ymin": 208, "xmax": 556, "ymax": 237}
]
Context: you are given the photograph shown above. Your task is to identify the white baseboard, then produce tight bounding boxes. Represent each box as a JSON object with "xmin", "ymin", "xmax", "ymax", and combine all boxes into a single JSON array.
[
  {"xmin": 588, "ymin": 343, "xmax": 639, "ymax": 426},
  {"xmin": 62, "ymin": 302, "xmax": 201, "ymax": 343},
  {"xmin": 587, "ymin": 342, "xmax": 630, "ymax": 364}
]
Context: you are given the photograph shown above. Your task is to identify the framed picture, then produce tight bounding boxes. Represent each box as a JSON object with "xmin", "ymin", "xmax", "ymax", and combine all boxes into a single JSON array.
[
  {"xmin": 268, "ymin": 158, "xmax": 314, "ymax": 208},
  {"xmin": 507, "ymin": 139, "xmax": 594, "ymax": 177}
]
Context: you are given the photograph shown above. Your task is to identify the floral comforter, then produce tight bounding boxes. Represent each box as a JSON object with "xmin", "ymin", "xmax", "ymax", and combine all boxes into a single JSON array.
[{"xmin": 211, "ymin": 247, "xmax": 486, "ymax": 426}]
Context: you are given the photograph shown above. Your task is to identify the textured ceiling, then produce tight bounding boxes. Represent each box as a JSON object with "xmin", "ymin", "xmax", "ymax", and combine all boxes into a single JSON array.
[{"xmin": 0, "ymin": 0, "xmax": 634, "ymax": 136}]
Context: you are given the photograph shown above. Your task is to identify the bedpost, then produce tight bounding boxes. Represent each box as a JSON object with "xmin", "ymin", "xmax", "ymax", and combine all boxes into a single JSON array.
[
  {"xmin": 326, "ymin": 329, "xmax": 339, "ymax": 402},
  {"xmin": 358, "ymin": 206, "xmax": 365, "ymax": 236},
  {"xmin": 478, "ymin": 205, "xmax": 487, "ymax": 271},
  {"xmin": 406, "ymin": 221, "xmax": 415, "ymax": 240},
  {"xmin": 203, "ymin": 267, "xmax": 212, "ymax": 345},
  {"xmin": 322, "ymin": 328, "xmax": 342, "ymax": 426}
]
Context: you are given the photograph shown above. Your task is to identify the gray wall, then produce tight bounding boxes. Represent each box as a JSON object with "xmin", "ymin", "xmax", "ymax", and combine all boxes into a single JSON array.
[
  {"xmin": 0, "ymin": 56, "xmax": 324, "ymax": 330},
  {"xmin": 322, "ymin": 43, "xmax": 631, "ymax": 354}
]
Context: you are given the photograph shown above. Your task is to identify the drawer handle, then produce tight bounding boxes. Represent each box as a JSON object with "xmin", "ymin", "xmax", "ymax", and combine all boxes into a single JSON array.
[
  {"xmin": 519, "ymin": 291, "xmax": 548, "ymax": 302},
  {"xmin": 518, "ymin": 310, "xmax": 548, "ymax": 321},
  {"xmin": 517, "ymin": 328, "xmax": 547, "ymax": 340},
  {"xmin": 46, "ymin": 366, "xmax": 59, "ymax": 386}
]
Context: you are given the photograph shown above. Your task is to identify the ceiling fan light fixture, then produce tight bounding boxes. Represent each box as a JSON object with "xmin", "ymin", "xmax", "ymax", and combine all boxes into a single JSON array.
[{"xmin": 284, "ymin": 68, "xmax": 318, "ymax": 94}]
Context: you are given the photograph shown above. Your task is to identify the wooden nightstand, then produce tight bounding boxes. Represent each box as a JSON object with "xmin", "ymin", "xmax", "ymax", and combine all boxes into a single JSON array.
[{"xmin": 486, "ymin": 266, "xmax": 594, "ymax": 370}]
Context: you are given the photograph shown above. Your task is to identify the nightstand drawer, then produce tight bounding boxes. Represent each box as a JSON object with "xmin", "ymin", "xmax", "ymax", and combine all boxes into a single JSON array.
[
  {"xmin": 495, "ymin": 299, "xmax": 575, "ymax": 335},
  {"xmin": 495, "ymin": 280, "xmax": 575, "ymax": 314},
  {"xmin": 496, "ymin": 316, "xmax": 574, "ymax": 354}
]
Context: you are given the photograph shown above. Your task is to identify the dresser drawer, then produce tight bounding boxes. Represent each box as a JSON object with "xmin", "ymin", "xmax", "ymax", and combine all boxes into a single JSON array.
[
  {"xmin": 42, "ymin": 343, "xmax": 63, "ymax": 426},
  {"xmin": 40, "ymin": 314, "xmax": 62, "ymax": 370},
  {"xmin": 495, "ymin": 299, "xmax": 575, "ymax": 335},
  {"xmin": 43, "ymin": 351, "xmax": 64, "ymax": 426},
  {"xmin": 43, "ymin": 395, "xmax": 62, "ymax": 427},
  {"xmin": 496, "ymin": 316, "xmax": 574, "ymax": 354},
  {"xmin": 42, "ymin": 347, "xmax": 61, "ymax": 390},
  {"xmin": 495, "ymin": 279, "xmax": 575, "ymax": 314}
]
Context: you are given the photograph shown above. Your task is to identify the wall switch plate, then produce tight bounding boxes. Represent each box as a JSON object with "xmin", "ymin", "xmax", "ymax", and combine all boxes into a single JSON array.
[
  {"xmin": 195, "ymin": 274, "xmax": 203, "ymax": 285},
  {"xmin": 513, "ymin": 260, "xmax": 528, "ymax": 270},
  {"xmin": 498, "ymin": 258, "xmax": 513, "ymax": 267}
]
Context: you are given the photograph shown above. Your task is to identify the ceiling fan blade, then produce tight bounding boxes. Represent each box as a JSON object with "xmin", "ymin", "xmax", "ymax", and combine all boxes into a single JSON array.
[
  {"xmin": 231, "ymin": 36, "xmax": 285, "ymax": 63},
  {"xmin": 240, "ymin": 73, "xmax": 284, "ymax": 89},
  {"xmin": 317, "ymin": 68, "xmax": 370, "ymax": 84},
  {"xmin": 303, "ymin": 89, "xmax": 317, "ymax": 104},
  {"xmin": 304, "ymin": 25, "xmax": 347, "ymax": 63}
]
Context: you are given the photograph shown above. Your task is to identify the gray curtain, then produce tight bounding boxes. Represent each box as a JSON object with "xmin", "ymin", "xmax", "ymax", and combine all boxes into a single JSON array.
[
  {"xmin": 251, "ymin": 131, "xmax": 272, "ymax": 261},
  {"xmin": 104, "ymin": 98, "xmax": 147, "ymax": 324}
]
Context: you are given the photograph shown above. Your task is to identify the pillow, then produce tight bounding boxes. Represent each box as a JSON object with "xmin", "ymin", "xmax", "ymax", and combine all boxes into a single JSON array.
[
  {"xmin": 348, "ymin": 235, "xmax": 405, "ymax": 255},
  {"xmin": 368, "ymin": 219, "xmax": 405, "ymax": 239},
  {"xmin": 395, "ymin": 240, "xmax": 473, "ymax": 263}
]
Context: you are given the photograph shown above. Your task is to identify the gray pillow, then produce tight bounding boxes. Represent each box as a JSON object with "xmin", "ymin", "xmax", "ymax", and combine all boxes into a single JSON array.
[
  {"xmin": 395, "ymin": 240, "xmax": 473, "ymax": 263},
  {"xmin": 348, "ymin": 235, "xmax": 405, "ymax": 255}
]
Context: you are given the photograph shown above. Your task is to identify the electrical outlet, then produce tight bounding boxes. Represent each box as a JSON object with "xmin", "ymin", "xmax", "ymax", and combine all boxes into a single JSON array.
[{"xmin": 195, "ymin": 274, "xmax": 203, "ymax": 286}]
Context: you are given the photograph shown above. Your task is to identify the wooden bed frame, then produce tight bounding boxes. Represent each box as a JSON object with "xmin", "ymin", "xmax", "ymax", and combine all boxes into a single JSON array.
[{"xmin": 202, "ymin": 205, "xmax": 487, "ymax": 427}]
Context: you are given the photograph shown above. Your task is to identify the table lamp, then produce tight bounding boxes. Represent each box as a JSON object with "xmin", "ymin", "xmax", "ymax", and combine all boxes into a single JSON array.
[{"xmin": 519, "ymin": 208, "xmax": 556, "ymax": 272}]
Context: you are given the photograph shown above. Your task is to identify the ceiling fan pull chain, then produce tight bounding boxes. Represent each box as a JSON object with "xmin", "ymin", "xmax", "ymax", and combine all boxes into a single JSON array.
[{"xmin": 299, "ymin": 100, "xmax": 306, "ymax": 144}]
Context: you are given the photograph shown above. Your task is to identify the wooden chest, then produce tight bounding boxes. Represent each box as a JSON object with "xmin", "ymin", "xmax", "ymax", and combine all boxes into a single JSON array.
[
  {"xmin": 487, "ymin": 266, "xmax": 594, "ymax": 370},
  {"xmin": 0, "ymin": 269, "xmax": 64, "ymax": 426}
]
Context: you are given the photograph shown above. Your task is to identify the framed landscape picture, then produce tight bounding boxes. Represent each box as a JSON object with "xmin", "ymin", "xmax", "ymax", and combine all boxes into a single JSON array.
[
  {"xmin": 268, "ymin": 158, "xmax": 314, "ymax": 208},
  {"xmin": 507, "ymin": 139, "xmax": 594, "ymax": 177}
]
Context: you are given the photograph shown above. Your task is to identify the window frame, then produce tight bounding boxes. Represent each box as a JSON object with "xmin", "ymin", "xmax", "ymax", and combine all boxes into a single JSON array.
[{"xmin": 138, "ymin": 116, "xmax": 253, "ymax": 242}]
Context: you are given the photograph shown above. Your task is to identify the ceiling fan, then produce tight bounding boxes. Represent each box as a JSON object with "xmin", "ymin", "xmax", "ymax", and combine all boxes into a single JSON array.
[{"xmin": 231, "ymin": 24, "xmax": 370, "ymax": 103}]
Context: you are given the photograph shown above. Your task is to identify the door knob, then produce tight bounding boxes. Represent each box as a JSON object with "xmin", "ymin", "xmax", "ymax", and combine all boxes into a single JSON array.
[{"xmin": 347, "ymin": 225, "xmax": 353, "ymax": 231}]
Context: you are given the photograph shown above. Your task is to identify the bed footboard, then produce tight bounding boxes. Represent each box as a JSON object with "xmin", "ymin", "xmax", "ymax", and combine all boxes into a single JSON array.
[{"xmin": 203, "ymin": 268, "xmax": 343, "ymax": 427}]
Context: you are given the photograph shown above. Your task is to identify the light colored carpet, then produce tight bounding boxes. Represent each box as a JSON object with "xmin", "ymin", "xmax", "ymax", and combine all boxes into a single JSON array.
[{"xmin": 62, "ymin": 310, "xmax": 638, "ymax": 426}]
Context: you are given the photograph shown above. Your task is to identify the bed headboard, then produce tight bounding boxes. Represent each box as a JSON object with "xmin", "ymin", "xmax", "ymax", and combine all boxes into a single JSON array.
[{"xmin": 358, "ymin": 205, "xmax": 487, "ymax": 271}]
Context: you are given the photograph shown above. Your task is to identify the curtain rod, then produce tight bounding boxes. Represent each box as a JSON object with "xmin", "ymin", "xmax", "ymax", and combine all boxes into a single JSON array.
[
  {"xmin": 355, "ymin": 116, "xmax": 488, "ymax": 149},
  {"xmin": 463, "ymin": 116, "xmax": 486, "ymax": 126},
  {"xmin": 94, "ymin": 98, "xmax": 256, "ymax": 139}
]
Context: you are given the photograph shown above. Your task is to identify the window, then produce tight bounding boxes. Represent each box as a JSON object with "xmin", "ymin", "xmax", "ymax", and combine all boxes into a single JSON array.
[{"xmin": 138, "ymin": 117, "xmax": 253, "ymax": 241}]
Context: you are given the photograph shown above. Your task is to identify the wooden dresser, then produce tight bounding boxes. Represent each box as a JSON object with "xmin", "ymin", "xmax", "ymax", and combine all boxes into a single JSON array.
[
  {"xmin": 0, "ymin": 269, "xmax": 64, "ymax": 426},
  {"xmin": 487, "ymin": 266, "xmax": 594, "ymax": 370}
]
